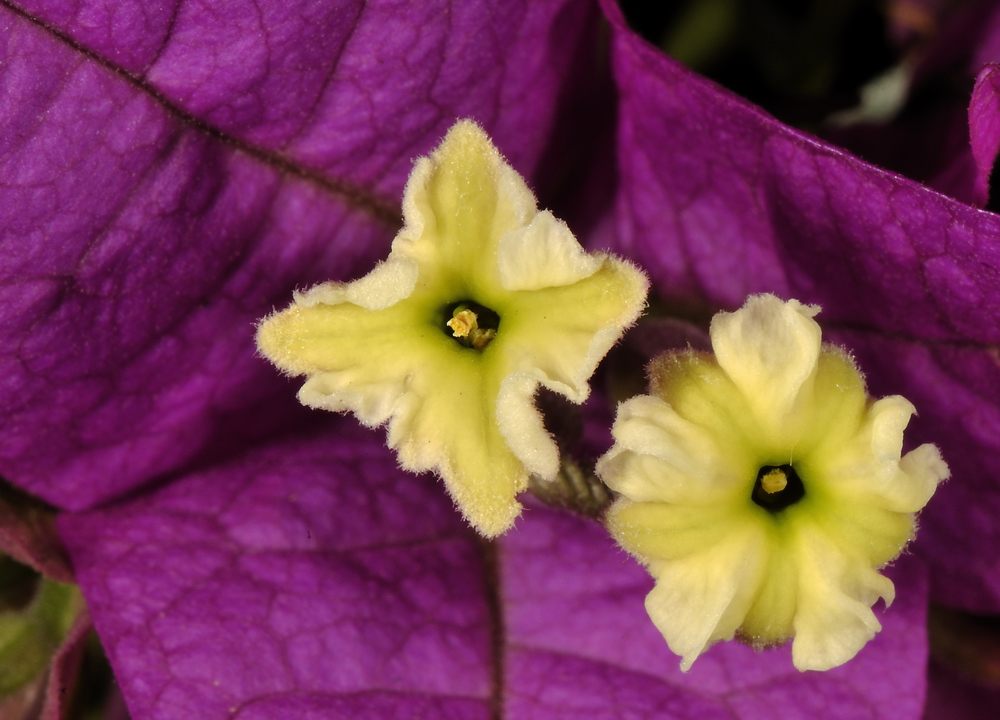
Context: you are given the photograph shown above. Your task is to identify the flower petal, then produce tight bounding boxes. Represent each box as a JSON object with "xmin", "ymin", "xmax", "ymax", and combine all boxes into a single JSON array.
[
  {"xmin": 257, "ymin": 120, "xmax": 646, "ymax": 536},
  {"xmin": 296, "ymin": 256, "xmax": 420, "ymax": 312},
  {"xmin": 498, "ymin": 211, "xmax": 601, "ymax": 291},
  {"xmin": 598, "ymin": 394, "xmax": 741, "ymax": 505},
  {"xmin": 257, "ymin": 294, "xmax": 427, "ymax": 420},
  {"xmin": 611, "ymin": 502, "xmax": 767, "ymax": 670},
  {"xmin": 257, "ymin": 296, "xmax": 528, "ymax": 536},
  {"xmin": 599, "ymin": 0, "xmax": 997, "ymax": 610},
  {"xmin": 397, "ymin": 120, "xmax": 537, "ymax": 290},
  {"xmin": 832, "ymin": 330, "xmax": 1000, "ymax": 611},
  {"xmin": 498, "ymin": 258, "xmax": 648, "ymax": 401},
  {"xmin": 710, "ymin": 295, "xmax": 821, "ymax": 433},
  {"xmin": 386, "ymin": 357, "xmax": 528, "ymax": 537},
  {"xmin": 791, "ymin": 526, "xmax": 894, "ymax": 671}
]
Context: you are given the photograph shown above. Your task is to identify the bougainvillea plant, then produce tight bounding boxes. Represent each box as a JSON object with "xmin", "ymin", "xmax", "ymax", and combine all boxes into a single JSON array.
[{"xmin": 1, "ymin": 0, "xmax": 1000, "ymax": 718}]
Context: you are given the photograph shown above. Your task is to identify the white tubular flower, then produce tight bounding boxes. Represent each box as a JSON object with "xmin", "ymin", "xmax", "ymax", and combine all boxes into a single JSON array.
[
  {"xmin": 596, "ymin": 294, "xmax": 948, "ymax": 671},
  {"xmin": 256, "ymin": 120, "xmax": 648, "ymax": 537}
]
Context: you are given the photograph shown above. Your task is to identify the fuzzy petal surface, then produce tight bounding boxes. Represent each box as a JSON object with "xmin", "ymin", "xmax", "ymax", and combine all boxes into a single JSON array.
[
  {"xmin": 256, "ymin": 121, "xmax": 646, "ymax": 536},
  {"xmin": 599, "ymin": 297, "xmax": 946, "ymax": 671}
]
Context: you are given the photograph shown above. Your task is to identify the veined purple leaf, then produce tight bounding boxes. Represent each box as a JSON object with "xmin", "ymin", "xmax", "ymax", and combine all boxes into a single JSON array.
[
  {"xmin": 0, "ymin": 0, "xmax": 600, "ymax": 510},
  {"xmin": 600, "ymin": 0, "xmax": 1000, "ymax": 338},
  {"xmin": 60, "ymin": 424, "xmax": 930, "ymax": 720},
  {"xmin": 12, "ymin": 0, "xmax": 591, "ymax": 196},
  {"xmin": 0, "ymin": 0, "xmax": 989, "ymax": 716},
  {"xmin": 825, "ymin": 100, "xmax": 979, "ymax": 208},
  {"xmin": 59, "ymin": 424, "xmax": 493, "ymax": 719},
  {"xmin": 599, "ymin": 0, "xmax": 1000, "ymax": 611}
]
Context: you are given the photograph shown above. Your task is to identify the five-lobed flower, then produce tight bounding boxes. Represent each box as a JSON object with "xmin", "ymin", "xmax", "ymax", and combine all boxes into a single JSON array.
[
  {"xmin": 257, "ymin": 120, "xmax": 648, "ymax": 537},
  {"xmin": 597, "ymin": 294, "xmax": 948, "ymax": 671}
]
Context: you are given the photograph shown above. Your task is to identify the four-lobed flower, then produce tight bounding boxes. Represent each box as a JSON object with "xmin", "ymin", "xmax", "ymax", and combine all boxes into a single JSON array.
[{"xmin": 257, "ymin": 120, "xmax": 648, "ymax": 537}]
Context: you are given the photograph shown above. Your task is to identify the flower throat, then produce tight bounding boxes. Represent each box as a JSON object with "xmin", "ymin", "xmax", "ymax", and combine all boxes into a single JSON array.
[
  {"xmin": 752, "ymin": 464, "xmax": 805, "ymax": 512},
  {"xmin": 444, "ymin": 300, "xmax": 500, "ymax": 351}
]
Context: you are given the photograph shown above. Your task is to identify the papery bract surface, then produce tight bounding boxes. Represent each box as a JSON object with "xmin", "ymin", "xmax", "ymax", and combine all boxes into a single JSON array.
[{"xmin": 0, "ymin": 0, "xmax": 993, "ymax": 716}]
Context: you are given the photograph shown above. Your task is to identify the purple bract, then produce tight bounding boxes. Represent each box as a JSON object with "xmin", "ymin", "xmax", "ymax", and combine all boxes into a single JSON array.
[{"xmin": 1, "ymin": 0, "xmax": 998, "ymax": 717}]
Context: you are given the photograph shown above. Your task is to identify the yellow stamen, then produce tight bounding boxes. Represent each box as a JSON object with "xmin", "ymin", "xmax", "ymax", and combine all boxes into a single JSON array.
[
  {"xmin": 470, "ymin": 328, "xmax": 496, "ymax": 351},
  {"xmin": 761, "ymin": 468, "xmax": 788, "ymax": 495},
  {"xmin": 448, "ymin": 308, "xmax": 496, "ymax": 350},
  {"xmin": 447, "ymin": 308, "xmax": 478, "ymax": 338}
]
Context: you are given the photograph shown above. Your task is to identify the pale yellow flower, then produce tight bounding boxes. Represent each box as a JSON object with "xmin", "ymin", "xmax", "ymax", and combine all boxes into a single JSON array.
[
  {"xmin": 257, "ymin": 120, "xmax": 648, "ymax": 537},
  {"xmin": 597, "ymin": 294, "xmax": 947, "ymax": 671}
]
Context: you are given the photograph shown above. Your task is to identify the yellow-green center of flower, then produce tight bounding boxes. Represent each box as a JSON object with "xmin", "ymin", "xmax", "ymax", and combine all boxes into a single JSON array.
[
  {"xmin": 444, "ymin": 301, "xmax": 499, "ymax": 351},
  {"xmin": 752, "ymin": 464, "xmax": 805, "ymax": 511}
]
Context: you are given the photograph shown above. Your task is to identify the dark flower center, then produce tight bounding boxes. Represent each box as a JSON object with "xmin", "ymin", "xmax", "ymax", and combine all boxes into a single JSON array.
[
  {"xmin": 443, "ymin": 300, "xmax": 500, "ymax": 351},
  {"xmin": 752, "ymin": 464, "xmax": 805, "ymax": 512},
  {"xmin": 0, "ymin": 555, "xmax": 40, "ymax": 612}
]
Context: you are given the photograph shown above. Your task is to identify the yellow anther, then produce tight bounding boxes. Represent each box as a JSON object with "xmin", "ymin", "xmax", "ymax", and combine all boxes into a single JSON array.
[
  {"xmin": 447, "ymin": 309, "xmax": 478, "ymax": 338},
  {"xmin": 760, "ymin": 468, "xmax": 788, "ymax": 494},
  {"xmin": 447, "ymin": 308, "xmax": 496, "ymax": 350}
]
